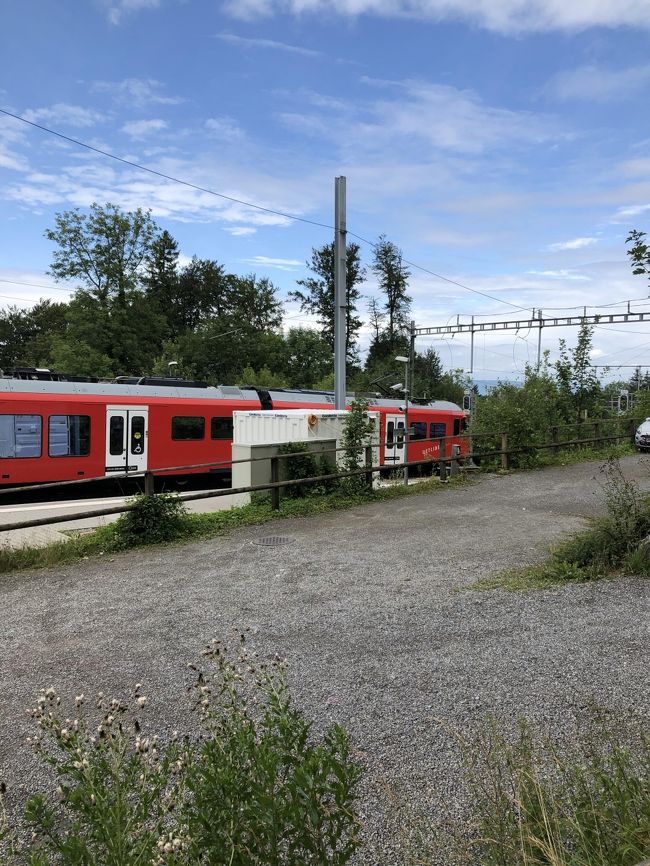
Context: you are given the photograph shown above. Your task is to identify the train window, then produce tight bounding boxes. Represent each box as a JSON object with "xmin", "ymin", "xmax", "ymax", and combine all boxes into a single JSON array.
[
  {"xmin": 0, "ymin": 414, "xmax": 42, "ymax": 458},
  {"xmin": 211, "ymin": 416, "xmax": 233, "ymax": 440},
  {"xmin": 386, "ymin": 421, "xmax": 394, "ymax": 447},
  {"xmin": 49, "ymin": 415, "xmax": 90, "ymax": 457},
  {"xmin": 453, "ymin": 418, "xmax": 461, "ymax": 436},
  {"xmin": 410, "ymin": 421, "xmax": 427, "ymax": 441},
  {"xmin": 109, "ymin": 417, "xmax": 124, "ymax": 455},
  {"xmin": 131, "ymin": 416, "xmax": 146, "ymax": 454},
  {"xmin": 396, "ymin": 421, "xmax": 405, "ymax": 449},
  {"xmin": 172, "ymin": 416, "xmax": 205, "ymax": 440},
  {"xmin": 430, "ymin": 422, "xmax": 446, "ymax": 439}
]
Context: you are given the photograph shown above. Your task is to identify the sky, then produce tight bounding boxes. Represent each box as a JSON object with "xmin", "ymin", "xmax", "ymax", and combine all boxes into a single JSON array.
[{"xmin": 2, "ymin": 0, "xmax": 650, "ymax": 383}]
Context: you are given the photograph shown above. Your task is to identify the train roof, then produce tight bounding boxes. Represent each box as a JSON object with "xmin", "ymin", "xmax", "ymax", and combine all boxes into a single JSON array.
[{"xmin": 0, "ymin": 376, "xmax": 463, "ymax": 413}]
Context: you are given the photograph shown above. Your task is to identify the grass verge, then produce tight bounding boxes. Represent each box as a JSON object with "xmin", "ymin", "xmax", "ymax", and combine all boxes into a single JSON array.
[
  {"xmin": 469, "ymin": 455, "xmax": 650, "ymax": 592},
  {"xmin": 0, "ymin": 473, "xmax": 468, "ymax": 577}
]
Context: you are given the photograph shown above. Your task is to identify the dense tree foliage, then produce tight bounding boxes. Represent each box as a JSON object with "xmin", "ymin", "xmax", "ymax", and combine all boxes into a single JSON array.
[
  {"xmin": 2, "ymin": 204, "xmax": 456, "ymax": 405},
  {"xmin": 288, "ymin": 242, "xmax": 365, "ymax": 366},
  {"xmin": 371, "ymin": 235, "xmax": 411, "ymax": 346}
]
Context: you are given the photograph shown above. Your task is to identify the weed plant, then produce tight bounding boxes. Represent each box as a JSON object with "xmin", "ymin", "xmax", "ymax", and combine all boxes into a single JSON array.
[
  {"xmin": 111, "ymin": 492, "xmax": 189, "ymax": 549},
  {"xmin": 455, "ymin": 714, "xmax": 650, "ymax": 866},
  {"xmin": 1, "ymin": 636, "xmax": 362, "ymax": 865}
]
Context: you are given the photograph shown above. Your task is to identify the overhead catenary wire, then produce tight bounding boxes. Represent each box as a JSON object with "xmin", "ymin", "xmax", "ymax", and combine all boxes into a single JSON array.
[
  {"xmin": 0, "ymin": 108, "xmax": 335, "ymax": 233},
  {"xmin": 3, "ymin": 107, "xmax": 541, "ymax": 318},
  {"xmin": 5, "ymin": 106, "xmax": 650, "ymax": 342},
  {"xmin": 347, "ymin": 229, "xmax": 534, "ymax": 314}
]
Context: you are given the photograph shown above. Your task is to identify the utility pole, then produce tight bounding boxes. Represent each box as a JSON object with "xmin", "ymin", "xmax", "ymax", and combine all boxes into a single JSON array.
[
  {"xmin": 408, "ymin": 319, "xmax": 416, "ymax": 398},
  {"xmin": 334, "ymin": 176, "xmax": 347, "ymax": 410}
]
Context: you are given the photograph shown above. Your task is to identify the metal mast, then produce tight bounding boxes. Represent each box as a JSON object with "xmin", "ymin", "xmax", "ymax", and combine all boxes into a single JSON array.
[{"xmin": 334, "ymin": 176, "xmax": 347, "ymax": 410}]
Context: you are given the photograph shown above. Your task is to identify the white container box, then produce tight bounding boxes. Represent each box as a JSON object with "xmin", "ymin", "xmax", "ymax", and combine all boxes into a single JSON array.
[{"xmin": 233, "ymin": 409, "xmax": 379, "ymax": 447}]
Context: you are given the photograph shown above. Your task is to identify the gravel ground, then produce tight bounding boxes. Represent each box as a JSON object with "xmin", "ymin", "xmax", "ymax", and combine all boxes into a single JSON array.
[{"xmin": 1, "ymin": 456, "xmax": 649, "ymax": 863}]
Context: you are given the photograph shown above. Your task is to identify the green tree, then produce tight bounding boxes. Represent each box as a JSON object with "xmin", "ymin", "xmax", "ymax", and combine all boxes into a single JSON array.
[
  {"xmin": 44, "ymin": 203, "xmax": 167, "ymax": 375},
  {"xmin": 289, "ymin": 242, "xmax": 365, "ymax": 364},
  {"xmin": 144, "ymin": 229, "xmax": 180, "ymax": 330},
  {"xmin": 167, "ymin": 258, "xmax": 231, "ymax": 338},
  {"xmin": 555, "ymin": 322, "xmax": 602, "ymax": 423},
  {"xmin": 0, "ymin": 300, "xmax": 68, "ymax": 370},
  {"xmin": 470, "ymin": 359, "xmax": 564, "ymax": 466},
  {"xmin": 236, "ymin": 365, "xmax": 288, "ymax": 388},
  {"xmin": 413, "ymin": 347, "xmax": 443, "ymax": 399},
  {"xmin": 229, "ymin": 274, "xmax": 283, "ymax": 332},
  {"xmin": 46, "ymin": 202, "xmax": 159, "ymax": 307},
  {"xmin": 283, "ymin": 327, "xmax": 333, "ymax": 388},
  {"xmin": 371, "ymin": 235, "xmax": 411, "ymax": 345},
  {"xmin": 626, "ymin": 229, "xmax": 650, "ymax": 284}
]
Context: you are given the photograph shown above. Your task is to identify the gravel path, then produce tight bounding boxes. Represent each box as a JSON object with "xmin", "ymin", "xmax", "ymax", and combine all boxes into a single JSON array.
[{"xmin": 1, "ymin": 456, "xmax": 649, "ymax": 863}]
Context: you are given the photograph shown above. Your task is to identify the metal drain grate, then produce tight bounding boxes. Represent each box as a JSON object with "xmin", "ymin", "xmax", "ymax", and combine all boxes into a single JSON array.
[{"xmin": 252, "ymin": 535, "xmax": 296, "ymax": 547}]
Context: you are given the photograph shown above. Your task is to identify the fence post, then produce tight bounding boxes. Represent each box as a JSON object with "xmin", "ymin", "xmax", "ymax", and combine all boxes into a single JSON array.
[
  {"xmin": 144, "ymin": 471, "xmax": 155, "ymax": 496},
  {"xmin": 500, "ymin": 433, "xmax": 509, "ymax": 470},
  {"xmin": 438, "ymin": 437, "xmax": 447, "ymax": 482},
  {"xmin": 593, "ymin": 421, "xmax": 600, "ymax": 447},
  {"xmin": 551, "ymin": 426, "xmax": 559, "ymax": 455},
  {"xmin": 270, "ymin": 455, "xmax": 280, "ymax": 511},
  {"xmin": 365, "ymin": 445, "xmax": 373, "ymax": 490}
]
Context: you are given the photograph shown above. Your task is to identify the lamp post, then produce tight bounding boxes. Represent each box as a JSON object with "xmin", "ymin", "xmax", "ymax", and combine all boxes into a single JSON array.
[{"xmin": 395, "ymin": 355, "xmax": 409, "ymax": 485}]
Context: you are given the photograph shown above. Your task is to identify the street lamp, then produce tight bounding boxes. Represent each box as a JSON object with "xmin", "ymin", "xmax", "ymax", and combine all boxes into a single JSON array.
[
  {"xmin": 395, "ymin": 355, "xmax": 410, "ymax": 485},
  {"xmin": 168, "ymin": 360, "xmax": 179, "ymax": 377}
]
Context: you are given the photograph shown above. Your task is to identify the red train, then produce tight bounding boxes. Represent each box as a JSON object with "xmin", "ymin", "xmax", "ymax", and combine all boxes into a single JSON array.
[{"xmin": 0, "ymin": 374, "xmax": 468, "ymax": 487}]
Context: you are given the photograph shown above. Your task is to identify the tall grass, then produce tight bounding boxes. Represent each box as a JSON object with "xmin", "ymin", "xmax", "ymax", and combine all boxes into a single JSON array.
[{"xmin": 460, "ymin": 714, "xmax": 650, "ymax": 866}]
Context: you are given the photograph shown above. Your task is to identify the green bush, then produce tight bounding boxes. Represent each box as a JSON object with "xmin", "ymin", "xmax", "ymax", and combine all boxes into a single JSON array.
[
  {"xmin": 2, "ymin": 637, "xmax": 362, "ymax": 866},
  {"xmin": 278, "ymin": 443, "xmax": 339, "ymax": 498},
  {"xmin": 111, "ymin": 492, "xmax": 189, "ymax": 549}
]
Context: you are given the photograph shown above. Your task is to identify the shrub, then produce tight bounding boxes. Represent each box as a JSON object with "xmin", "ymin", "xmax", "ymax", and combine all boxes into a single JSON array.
[
  {"xmin": 278, "ymin": 443, "xmax": 339, "ymax": 498},
  {"xmin": 2, "ymin": 636, "xmax": 362, "ymax": 866},
  {"xmin": 111, "ymin": 492, "xmax": 189, "ymax": 548},
  {"xmin": 340, "ymin": 399, "xmax": 376, "ymax": 496}
]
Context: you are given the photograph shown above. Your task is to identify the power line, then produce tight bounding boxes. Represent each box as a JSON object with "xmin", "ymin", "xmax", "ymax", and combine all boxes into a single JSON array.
[
  {"xmin": 2, "ymin": 107, "xmax": 542, "ymax": 317},
  {"xmin": 5, "ymin": 106, "xmax": 644, "ymax": 326},
  {"xmin": 0, "ymin": 278, "xmax": 73, "ymax": 293},
  {"xmin": 0, "ymin": 108, "xmax": 335, "ymax": 233},
  {"xmin": 348, "ymin": 230, "xmax": 533, "ymax": 314}
]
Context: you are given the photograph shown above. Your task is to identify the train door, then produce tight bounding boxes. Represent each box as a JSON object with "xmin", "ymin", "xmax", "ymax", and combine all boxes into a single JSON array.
[
  {"xmin": 384, "ymin": 413, "xmax": 405, "ymax": 465},
  {"xmin": 105, "ymin": 406, "xmax": 149, "ymax": 475}
]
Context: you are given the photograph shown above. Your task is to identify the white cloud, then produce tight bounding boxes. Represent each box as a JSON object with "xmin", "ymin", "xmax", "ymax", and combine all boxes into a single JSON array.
[
  {"xmin": 528, "ymin": 269, "xmax": 591, "ymax": 281},
  {"xmin": 547, "ymin": 237, "xmax": 597, "ymax": 251},
  {"xmin": 215, "ymin": 32, "xmax": 322, "ymax": 57},
  {"xmin": 22, "ymin": 103, "xmax": 105, "ymax": 128},
  {"xmin": 279, "ymin": 78, "xmax": 560, "ymax": 158},
  {"xmin": 205, "ymin": 117, "xmax": 245, "ymax": 141},
  {"xmin": 106, "ymin": 0, "xmax": 161, "ymax": 25},
  {"xmin": 91, "ymin": 78, "xmax": 183, "ymax": 108},
  {"xmin": 545, "ymin": 63, "xmax": 650, "ymax": 101},
  {"xmin": 611, "ymin": 203, "xmax": 650, "ymax": 222},
  {"xmin": 221, "ymin": 0, "xmax": 650, "ymax": 33},
  {"xmin": 121, "ymin": 119, "xmax": 168, "ymax": 139},
  {"xmin": 243, "ymin": 255, "xmax": 303, "ymax": 270},
  {"xmin": 225, "ymin": 226, "xmax": 257, "ymax": 236}
]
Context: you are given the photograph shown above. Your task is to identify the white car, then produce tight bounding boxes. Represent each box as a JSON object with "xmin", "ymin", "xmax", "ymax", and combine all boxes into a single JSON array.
[{"xmin": 635, "ymin": 418, "xmax": 650, "ymax": 452}]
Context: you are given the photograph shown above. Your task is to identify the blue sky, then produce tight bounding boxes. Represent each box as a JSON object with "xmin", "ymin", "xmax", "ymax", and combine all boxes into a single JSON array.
[{"xmin": 2, "ymin": 0, "xmax": 650, "ymax": 381}]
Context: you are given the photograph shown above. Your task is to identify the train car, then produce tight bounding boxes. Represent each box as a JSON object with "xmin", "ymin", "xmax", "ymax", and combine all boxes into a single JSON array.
[{"xmin": 0, "ymin": 375, "xmax": 467, "ymax": 487}]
